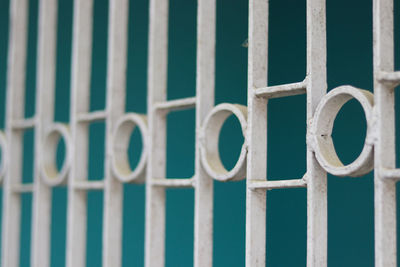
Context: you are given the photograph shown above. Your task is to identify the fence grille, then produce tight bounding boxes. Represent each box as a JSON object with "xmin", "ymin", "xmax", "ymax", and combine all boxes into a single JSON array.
[{"xmin": 0, "ymin": 0, "xmax": 399, "ymax": 266}]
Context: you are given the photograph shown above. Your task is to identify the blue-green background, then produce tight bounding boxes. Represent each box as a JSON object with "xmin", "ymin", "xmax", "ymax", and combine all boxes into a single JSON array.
[{"xmin": 0, "ymin": 0, "xmax": 400, "ymax": 266}]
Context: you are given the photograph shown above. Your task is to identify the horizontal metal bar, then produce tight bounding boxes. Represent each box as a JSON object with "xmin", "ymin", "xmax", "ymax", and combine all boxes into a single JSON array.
[
  {"xmin": 248, "ymin": 178, "xmax": 307, "ymax": 190},
  {"xmin": 73, "ymin": 180, "xmax": 105, "ymax": 190},
  {"xmin": 11, "ymin": 117, "xmax": 36, "ymax": 130},
  {"xmin": 380, "ymin": 168, "xmax": 400, "ymax": 180},
  {"xmin": 254, "ymin": 79, "xmax": 307, "ymax": 99},
  {"xmin": 150, "ymin": 178, "xmax": 194, "ymax": 188},
  {"xmin": 154, "ymin": 97, "xmax": 196, "ymax": 112},
  {"xmin": 12, "ymin": 183, "xmax": 34, "ymax": 193},
  {"xmin": 76, "ymin": 110, "xmax": 107, "ymax": 123},
  {"xmin": 377, "ymin": 71, "xmax": 400, "ymax": 86}
]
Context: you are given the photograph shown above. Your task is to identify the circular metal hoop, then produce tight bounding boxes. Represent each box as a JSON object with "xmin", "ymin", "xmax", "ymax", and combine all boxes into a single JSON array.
[
  {"xmin": 0, "ymin": 131, "xmax": 7, "ymax": 182},
  {"xmin": 41, "ymin": 123, "xmax": 71, "ymax": 186},
  {"xmin": 111, "ymin": 113, "xmax": 147, "ymax": 183},
  {"xmin": 311, "ymin": 85, "xmax": 374, "ymax": 177},
  {"xmin": 200, "ymin": 103, "xmax": 248, "ymax": 181}
]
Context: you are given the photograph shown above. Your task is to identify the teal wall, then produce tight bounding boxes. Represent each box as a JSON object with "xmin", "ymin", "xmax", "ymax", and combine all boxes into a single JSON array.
[{"xmin": 0, "ymin": 0, "xmax": 399, "ymax": 266}]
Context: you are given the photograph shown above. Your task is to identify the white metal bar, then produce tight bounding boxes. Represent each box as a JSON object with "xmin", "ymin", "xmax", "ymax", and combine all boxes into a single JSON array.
[
  {"xmin": 66, "ymin": 0, "xmax": 93, "ymax": 266},
  {"xmin": 376, "ymin": 70, "xmax": 400, "ymax": 85},
  {"xmin": 77, "ymin": 110, "xmax": 107, "ymax": 123},
  {"xmin": 151, "ymin": 178, "xmax": 195, "ymax": 188},
  {"xmin": 145, "ymin": 0, "xmax": 169, "ymax": 265},
  {"xmin": 2, "ymin": 0, "xmax": 29, "ymax": 266},
  {"xmin": 12, "ymin": 183, "xmax": 35, "ymax": 193},
  {"xmin": 73, "ymin": 180, "xmax": 105, "ymax": 190},
  {"xmin": 146, "ymin": 1, "xmax": 217, "ymax": 266},
  {"xmin": 306, "ymin": 0, "xmax": 327, "ymax": 266},
  {"xmin": 10, "ymin": 117, "xmax": 37, "ymax": 130},
  {"xmin": 373, "ymin": 0, "xmax": 397, "ymax": 266},
  {"xmin": 193, "ymin": 0, "xmax": 216, "ymax": 266},
  {"xmin": 246, "ymin": 0, "xmax": 268, "ymax": 265},
  {"xmin": 248, "ymin": 179, "xmax": 307, "ymax": 190},
  {"xmin": 380, "ymin": 168, "xmax": 400, "ymax": 180},
  {"xmin": 102, "ymin": 0, "xmax": 129, "ymax": 266},
  {"xmin": 246, "ymin": 0, "xmax": 327, "ymax": 266},
  {"xmin": 31, "ymin": 0, "xmax": 57, "ymax": 266},
  {"xmin": 154, "ymin": 97, "xmax": 197, "ymax": 112},
  {"xmin": 255, "ymin": 79, "xmax": 307, "ymax": 99}
]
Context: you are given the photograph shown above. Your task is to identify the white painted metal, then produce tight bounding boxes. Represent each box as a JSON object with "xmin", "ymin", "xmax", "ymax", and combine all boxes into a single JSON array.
[
  {"xmin": 305, "ymin": 1, "xmax": 328, "ymax": 266},
  {"xmin": 41, "ymin": 123, "xmax": 71, "ymax": 186},
  {"xmin": 193, "ymin": 1, "xmax": 216, "ymax": 266},
  {"xmin": 1, "ymin": 0, "xmax": 399, "ymax": 266},
  {"xmin": 311, "ymin": 86, "xmax": 374, "ymax": 177},
  {"xmin": 145, "ymin": 0, "xmax": 169, "ymax": 266},
  {"xmin": 111, "ymin": 113, "xmax": 147, "ymax": 183},
  {"xmin": 145, "ymin": 0, "xmax": 218, "ymax": 266},
  {"xmin": 246, "ymin": 1, "xmax": 269, "ymax": 265},
  {"xmin": 1, "ymin": 0, "xmax": 60, "ymax": 266},
  {"xmin": 200, "ymin": 103, "xmax": 247, "ymax": 182},
  {"xmin": 103, "ymin": 0, "xmax": 130, "ymax": 266},
  {"xmin": 373, "ymin": 0, "xmax": 398, "ymax": 266},
  {"xmin": 2, "ymin": 1, "xmax": 29, "ymax": 267},
  {"xmin": 67, "ymin": 0, "xmax": 148, "ymax": 266},
  {"xmin": 246, "ymin": 0, "xmax": 328, "ymax": 266},
  {"xmin": 31, "ymin": 0, "xmax": 58, "ymax": 266},
  {"xmin": 255, "ymin": 79, "xmax": 307, "ymax": 98},
  {"xmin": 0, "ymin": 131, "xmax": 7, "ymax": 182},
  {"xmin": 66, "ymin": 0, "xmax": 94, "ymax": 266}
]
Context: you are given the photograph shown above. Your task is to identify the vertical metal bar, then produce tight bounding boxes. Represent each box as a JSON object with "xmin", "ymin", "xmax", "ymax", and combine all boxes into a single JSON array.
[
  {"xmin": 306, "ymin": 0, "xmax": 327, "ymax": 266},
  {"xmin": 66, "ymin": 0, "xmax": 93, "ymax": 266},
  {"xmin": 373, "ymin": 0, "xmax": 397, "ymax": 266},
  {"xmin": 1, "ymin": 0, "xmax": 29, "ymax": 266},
  {"xmin": 31, "ymin": 0, "xmax": 57, "ymax": 266},
  {"xmin": 193, "ymin": 0, "xmax": 215, "ymax": 266},
  {"xmin": 103, "ymin": 0, "xmax": 129, "ymax": 266},
  {"xmin": 246, "ymin": 0, "xmax": 268, "ymax": 266},
  {"xmin": 145, "ymin": 0, "xmax": 169, "ymax": 266},
  {"xmin": 145, "ymin": 0, "xmax": 168, "ymax": 266}
]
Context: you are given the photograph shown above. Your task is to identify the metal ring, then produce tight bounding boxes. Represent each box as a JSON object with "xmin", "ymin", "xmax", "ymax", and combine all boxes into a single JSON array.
[
  {"xmin": 111, "ymin": 113, "xmax": 147, "ymax": 183},
  {"xmin": 311, "ymin": 85, "xmax": 374, "ymax": 177},
  {"xmin": 41, "ymin": 123, "xmax": 71, "ymax": 186},
  {"xmin": 0, "ymin": 131, "xmax": 7, "ymax": 182},
  {"xmin": 200, "ymin": 103, "xmax": 248, "ymax": 181}
]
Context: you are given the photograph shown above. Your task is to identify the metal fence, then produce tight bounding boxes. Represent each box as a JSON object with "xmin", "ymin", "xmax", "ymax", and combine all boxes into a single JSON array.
[{"xmin": 0, "ymin": 0, "xmax": 399, "ymax": 266}]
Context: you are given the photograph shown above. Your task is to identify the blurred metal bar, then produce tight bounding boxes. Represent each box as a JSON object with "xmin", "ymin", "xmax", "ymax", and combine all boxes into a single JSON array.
[
  {"xmin": 76, "ymin": 110, "xmax": 107, "ymax": 123},
  {"xmin": 145, "ymin": 0, "xmax": 169, "ymax": 266},
  {"xmin": 66, "ymin": 0, "xmax": 94, "ymax": 266},
  {"xmin": 102, "ymin": 0, "xmax": 129, "ymax": 266},
  {"xmin": 31, "ymin": 0, "xmax": 57, "ymax": 266},
  {"xmin": 151, "ymin": 178, "xmax": 195, "ymax": 188},
  {"xmin": 2, "ymin": 1, "xmax": 29, "ymax": 266},
  {"xmin": 154, "ymin": 97, "xmax": 197, "ymax": 112}
]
